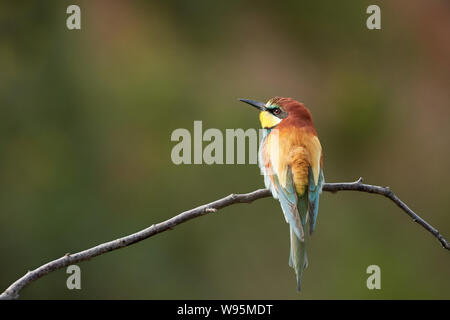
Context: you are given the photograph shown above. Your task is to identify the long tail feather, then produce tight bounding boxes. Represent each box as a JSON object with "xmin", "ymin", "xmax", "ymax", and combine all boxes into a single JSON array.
[
  {"xmin": 289, "ymin": 227, "xmax": 308, "ymax": 291},
  {"xmin": 289, "ymin": 192, "xmax": 309, "ymax": 291}
]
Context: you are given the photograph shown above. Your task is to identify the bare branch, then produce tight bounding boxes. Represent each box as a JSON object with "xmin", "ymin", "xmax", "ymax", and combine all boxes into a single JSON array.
[
  {"xmin": 322, "ymin": 178, "xmax": 449, "ymax": 250},
  {"xmin": 0, "ymin": 178, "xmax": 448, "ymax": 299}
]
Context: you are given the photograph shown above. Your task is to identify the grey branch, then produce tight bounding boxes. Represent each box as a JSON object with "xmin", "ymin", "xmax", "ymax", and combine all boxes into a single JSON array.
[{"xmin": 0, "ymin": 178, "xmax": 448, "ymax": 300}]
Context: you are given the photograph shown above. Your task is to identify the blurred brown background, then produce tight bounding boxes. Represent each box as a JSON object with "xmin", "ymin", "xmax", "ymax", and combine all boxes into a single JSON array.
[{"xmin": 0, "ymin": 0, "xmax": 449, "ymax": 299}]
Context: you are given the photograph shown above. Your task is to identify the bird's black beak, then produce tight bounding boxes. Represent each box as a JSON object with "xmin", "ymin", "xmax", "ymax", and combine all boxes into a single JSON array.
[{"xmin": 239, "ymin": 99, "xmax": 266, "ymax": 111}]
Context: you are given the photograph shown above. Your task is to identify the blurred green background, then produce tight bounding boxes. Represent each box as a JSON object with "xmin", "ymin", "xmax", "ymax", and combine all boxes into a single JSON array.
[{"xmin": 1, "ymin": 0, "xmax": 449, "ymax": 299}]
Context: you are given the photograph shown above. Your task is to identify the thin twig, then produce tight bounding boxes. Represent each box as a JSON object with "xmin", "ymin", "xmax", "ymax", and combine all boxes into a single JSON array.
[
  {"xmin": 0, "ymin": 178, "xmax": 448, "ymax": 299},
  {"xmin": 323, "ymin": 177, "xmax": 449, "ymax": 250}
]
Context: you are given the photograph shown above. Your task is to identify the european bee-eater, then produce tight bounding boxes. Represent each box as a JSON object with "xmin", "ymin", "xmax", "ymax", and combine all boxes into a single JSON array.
[{"xmin": 240, "ymin": 97, "xmax": 324, "ymax": 290}]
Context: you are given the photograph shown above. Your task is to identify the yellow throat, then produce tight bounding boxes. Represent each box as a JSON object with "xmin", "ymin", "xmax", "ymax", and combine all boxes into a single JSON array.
[{"xmin": 259, "ymin": 110, "xmax": 282, "ymax": 129}]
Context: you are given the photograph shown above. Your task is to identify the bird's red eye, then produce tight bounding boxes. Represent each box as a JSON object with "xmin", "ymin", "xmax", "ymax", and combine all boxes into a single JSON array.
[{"xmin": 273, "ymin": 108, "xmax": 281, "ymax": 115}]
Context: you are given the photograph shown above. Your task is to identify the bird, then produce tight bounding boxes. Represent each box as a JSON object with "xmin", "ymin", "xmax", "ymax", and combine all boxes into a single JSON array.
[{"xmin": 239, "ymin": 97, "xmax": 324, "ymax": 291}]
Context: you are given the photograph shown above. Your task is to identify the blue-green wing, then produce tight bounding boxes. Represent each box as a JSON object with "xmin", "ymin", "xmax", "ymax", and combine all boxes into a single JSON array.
[
  {"xmin": 272, "ymin": 168, "xmax": 306, "ymax": 242},
  {"xmin": 308, "ymin": 167, "xmax": 324, "ymax": 234}
]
